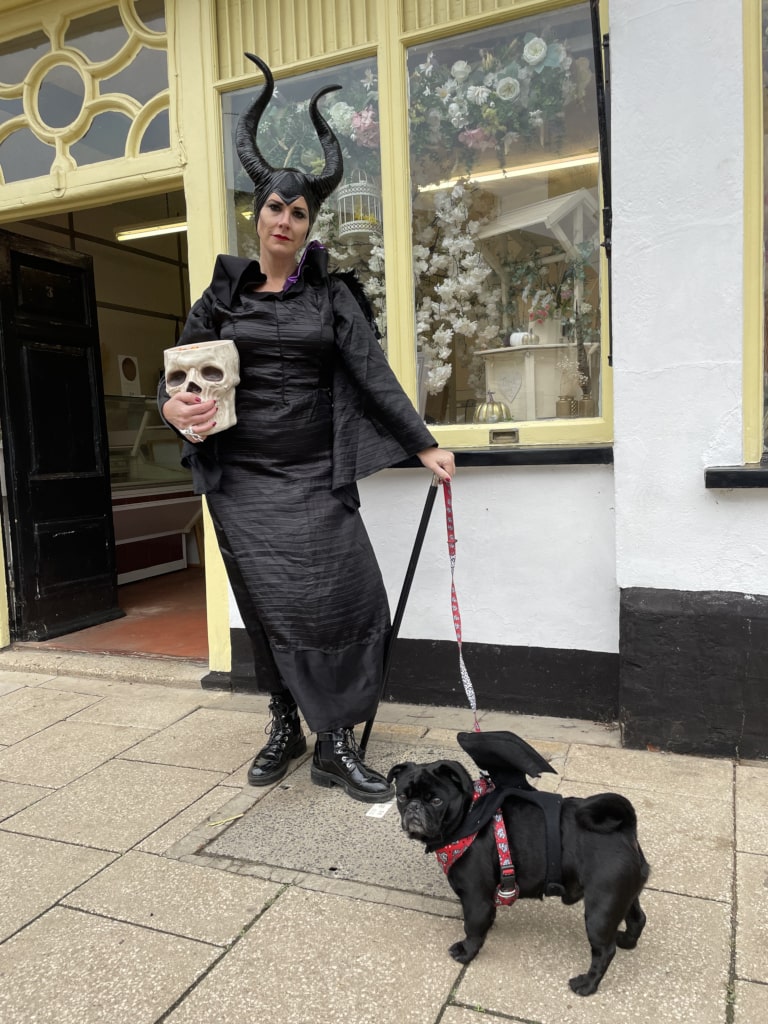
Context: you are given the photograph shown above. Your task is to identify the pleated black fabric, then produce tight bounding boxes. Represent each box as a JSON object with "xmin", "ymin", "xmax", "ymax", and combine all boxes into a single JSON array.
[{"xmin": 167, "ymin": 246, "xmax": 436, "ymax": 731}]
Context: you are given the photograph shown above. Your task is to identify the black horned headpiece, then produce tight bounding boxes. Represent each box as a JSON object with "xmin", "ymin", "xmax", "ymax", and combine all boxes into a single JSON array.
[{"xmin": 236, "ymin": 53, "xmax": 344, "ymax": 231}]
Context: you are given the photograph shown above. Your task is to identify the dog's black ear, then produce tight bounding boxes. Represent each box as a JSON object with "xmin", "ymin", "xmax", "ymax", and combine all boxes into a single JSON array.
[
  {"xmin": 387, "ymin": 761, "xmax": 414, "ymax": 784},
  {"xmin": 435, "ymin": 760, "xmax": 474, "ymax": 794}
]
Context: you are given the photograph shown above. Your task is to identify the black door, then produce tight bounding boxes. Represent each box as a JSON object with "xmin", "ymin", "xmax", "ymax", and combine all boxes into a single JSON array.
[{"xmin": 0, "ymin": 230, "xmax": 122, "ymax": 640}]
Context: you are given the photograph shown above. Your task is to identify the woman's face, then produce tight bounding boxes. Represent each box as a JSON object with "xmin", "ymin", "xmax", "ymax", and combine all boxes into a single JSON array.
[{"xmin": 256, "ymin": 193, "xmax": 310, "ymax": 258}]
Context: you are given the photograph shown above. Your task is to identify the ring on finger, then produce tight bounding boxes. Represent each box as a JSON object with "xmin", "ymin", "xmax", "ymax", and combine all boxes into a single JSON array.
[{"xmin": 181, "ymin": 426, "xmax": 205, "ymax": 442}]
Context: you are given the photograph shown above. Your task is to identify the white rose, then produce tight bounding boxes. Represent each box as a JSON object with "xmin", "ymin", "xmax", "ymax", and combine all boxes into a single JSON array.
[
  {"xmin": 523, "ymin": 37, "xmax": 548, "ymax": 66},
  {"xmin": 495, "ymin": 77, "xmax": 521, "ymax": 101},
  {"xmin": 466, "ymin": 85, "xmax": 491, "ymax": 105},
  {"xmin": 450, "ymin": 60, "xmax": 472, "ymax": 81}
]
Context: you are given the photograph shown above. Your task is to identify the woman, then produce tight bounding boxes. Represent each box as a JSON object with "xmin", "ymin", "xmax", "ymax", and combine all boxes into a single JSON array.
[{"xmin": 160, "ymin": 54, "xmax": 455, "ymax": 803}]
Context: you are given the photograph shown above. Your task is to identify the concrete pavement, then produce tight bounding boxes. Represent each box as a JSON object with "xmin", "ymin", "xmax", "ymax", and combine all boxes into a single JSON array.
[{"xmin": 0, "ymin": 646, "xmax": 766, "ymax": 1024}]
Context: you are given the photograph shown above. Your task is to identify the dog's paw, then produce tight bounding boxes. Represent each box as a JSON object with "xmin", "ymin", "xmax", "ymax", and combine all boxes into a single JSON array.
[
  {"xmin": 568, "ymin": 973, "xmax": 600, "ymax": 997},
  {"xmin": 616, "ymin": 930, "xmax": 638, "ymax": 950},
  {"xmin": 449, "ymin": 940, "xmax": 476, "ymax": 964}
]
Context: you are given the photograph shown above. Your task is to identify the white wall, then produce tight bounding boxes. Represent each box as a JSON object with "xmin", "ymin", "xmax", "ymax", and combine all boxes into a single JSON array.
[
  {"xmin": 361, "ymin": 468, "xmax": 619, "ymax": 654},
  {"xmin": 610, "ymin": 0, "xmax": 765, "ymax": 593}
]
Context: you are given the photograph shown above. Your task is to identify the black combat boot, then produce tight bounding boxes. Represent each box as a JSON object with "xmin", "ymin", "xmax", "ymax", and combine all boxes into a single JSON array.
[
  {"xmin": 310, "ymin": 727, "xmax": 394, "ymax": 803},
  {"xmin": 247, "ymin": 693, "xmax": 307, "ymax": 786}
]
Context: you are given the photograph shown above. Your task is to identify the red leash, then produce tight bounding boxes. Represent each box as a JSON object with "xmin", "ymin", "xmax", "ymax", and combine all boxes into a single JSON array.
[{"xmin": 442, "ymin": 480, "xmax": 480, "ymax": 732}]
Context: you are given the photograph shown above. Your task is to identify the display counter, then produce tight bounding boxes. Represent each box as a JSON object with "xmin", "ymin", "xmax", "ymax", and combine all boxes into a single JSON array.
[{"xmin": 105, "ymin": 395, "xmax": 202, "ymax": 583}]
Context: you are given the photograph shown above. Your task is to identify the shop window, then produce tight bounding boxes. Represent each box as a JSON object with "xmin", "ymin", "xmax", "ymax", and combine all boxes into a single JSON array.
[
  {"xmin": 222, "ymin": 57, "xmax": 387, "ymax": 340},
  {"xmin": 407, "ymin": 2, "xmax": 602, "ymax": 426},
  {"xmin": 0, "ymin": 2, "xmax": 170, "ymax": 186}
]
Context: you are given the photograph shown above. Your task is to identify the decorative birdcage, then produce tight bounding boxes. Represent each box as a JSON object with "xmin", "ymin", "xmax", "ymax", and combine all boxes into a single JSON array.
[{"xmin": 336, "ymin": 171, "xmax": 382, "ymax": 242}]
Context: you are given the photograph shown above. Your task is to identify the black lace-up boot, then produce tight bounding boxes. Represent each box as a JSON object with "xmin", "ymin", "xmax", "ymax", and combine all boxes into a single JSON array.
[
  {"xmin": 247, "ymin": 693, "xmax": 307, "ymax": 786},
  {"xmin": 310, "ymin": 727, "xmax": 394, "ymax": 803}
]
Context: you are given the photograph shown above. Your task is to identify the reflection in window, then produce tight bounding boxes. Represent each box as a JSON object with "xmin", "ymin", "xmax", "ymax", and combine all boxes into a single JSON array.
[
  {"xmin": 38, "ymin": 65, "xmax": 86, "ymax": 129},
  {"xmin": 70, "ymin": 111, "xmax": 131, "ymax": 165},
  {"xmin": 0, "ymin": 127, "xmax": 52, "ymax": 182},
  {"xmin": 0, "ymin": 31, "xmax": 48, "ymax": 84},
  {"xmin": 66, "ymin": 8, "xmax": 129, "ymax": 64},
  {"xmin": 139, "ymin": 109, "xmax": 170, "ymax": 153},
  {"xmin": 102, "ymin": 48, "xmax": 169, "ymax": 106},
  {"xmin": 222, "ymin": 58, "xmax": 387, "ymax": 339},
  {"xmin": 407, "ymin": 2, "xmax": 601, "ymax": 425},
  {"xmin": 0, "ymin": 96, "xmax": 24, "ymax": 125}
]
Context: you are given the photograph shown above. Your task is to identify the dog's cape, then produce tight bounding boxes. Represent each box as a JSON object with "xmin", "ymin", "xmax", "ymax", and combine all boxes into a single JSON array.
[{"xmin": 427, "ymin": 731, "xmax": 566, "ymax": 897}]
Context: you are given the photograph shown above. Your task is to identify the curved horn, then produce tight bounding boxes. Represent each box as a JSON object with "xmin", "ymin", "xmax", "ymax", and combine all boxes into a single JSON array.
[
  {"xmin": 235, "ymin": 53, "xmax": 277, "ymax": 185},
  {"xmin": 306, "ymin": 83, "xmax": 344, "ymax": 203}
]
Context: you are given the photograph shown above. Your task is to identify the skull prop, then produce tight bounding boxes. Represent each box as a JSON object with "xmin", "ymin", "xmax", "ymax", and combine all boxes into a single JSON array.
[{"xmin": 164, "ymin": 340, "xmax": 240, "ymax": 434}]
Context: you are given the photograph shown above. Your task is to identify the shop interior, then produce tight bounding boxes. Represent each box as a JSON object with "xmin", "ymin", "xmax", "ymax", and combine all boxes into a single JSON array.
[{"xmin": 2, "ymin": 189, "xmax": 208, "ymax": 662}]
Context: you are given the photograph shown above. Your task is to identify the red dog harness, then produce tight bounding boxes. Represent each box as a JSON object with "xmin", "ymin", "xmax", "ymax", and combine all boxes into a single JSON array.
[{"xmin": 434, "ymin": 778, "xmax": 519, "ymax": 907}]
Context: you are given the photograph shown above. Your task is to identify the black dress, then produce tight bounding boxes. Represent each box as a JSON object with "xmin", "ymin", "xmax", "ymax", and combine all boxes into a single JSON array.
[{"xmin": 163, "ymin": 245, "xmax": 436, "ymax": 731}]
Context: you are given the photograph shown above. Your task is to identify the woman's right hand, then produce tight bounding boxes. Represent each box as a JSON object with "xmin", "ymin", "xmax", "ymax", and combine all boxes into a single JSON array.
[{"xmin": 162, "ymin": 393, "xmax": 217, "ymax": 443}]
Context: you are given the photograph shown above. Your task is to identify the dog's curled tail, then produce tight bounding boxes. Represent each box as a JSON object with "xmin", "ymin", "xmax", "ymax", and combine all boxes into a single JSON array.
[{"xmin": 575, "ymin": 793, "xmax": 638, "ymax": 834}]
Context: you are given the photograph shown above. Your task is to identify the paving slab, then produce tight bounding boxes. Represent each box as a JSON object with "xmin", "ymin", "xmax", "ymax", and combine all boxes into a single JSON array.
[
  {"xmin": 164, "ymin": 887, "xmax": 462, "ymax": 1024},
  {"xmin": 735, "ymin": 764, "xmax": 768, "ymax": 854},
  {"xmin": 120, "ymin": 707, "xmax": 265, "ymax": 773},
  {"xmin": 0, "ymin": 906, "xmax": 218, "ymax": 1024},
  {"xmin": 0, "ymin": 686, "xmax": 101, "ymax": 745},
  {"xmin": 63, "ymin": 849, "xmax": 282, "ymax": 945},
  {"xmin": 561, "ymin": 780, "xmax": 733, "ymax": 901},
  {"xmin": 0, "ymin": 719, "xmax": 151, "ymax": 787},
  {"xmin": 1, "ymin": 759, "xmax": 224, "ymax": 851},
  {"xmin": 204, "ymin": 737, "xmax": 476, "ymax": 900},
  {"xmin": 137, "ymin": 783, "xmax": 247, "ymax": 855},
  {"xmin": 0, "ymin": 779, "xmax": 50, "ymax": 819},
  {"xmin": 0, "ymin": 831, "xmax": 116, "ymax": 941},
  {"xmin": 562, "ymin": 742, "xmax": 734, "ymax": 799},
  {"xmin": 734, "ymin": 980, "xmax": 768, "ymax": 1023},
  {"xmin": 736, "ymin": 851, "xmax": 768, "ymax": 984},
  {"xmin": 68, "ymin": 694, "xmax": 198, "ymax": 730},
  {"xmin": 455, "ymin": 888, "xmax": 730, "ymax": 1024}
]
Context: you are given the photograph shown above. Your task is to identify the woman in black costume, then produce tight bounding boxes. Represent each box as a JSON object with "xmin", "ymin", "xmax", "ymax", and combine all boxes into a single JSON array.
[{"xmin": 160, "ymin": 55, "xmax": 455, "ymax": 803}]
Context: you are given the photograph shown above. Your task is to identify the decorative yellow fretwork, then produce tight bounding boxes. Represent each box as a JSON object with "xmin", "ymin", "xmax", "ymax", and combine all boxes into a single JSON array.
[{"xmin": 0, "ymin": 0, "xmax": 170, "ymax": 186}]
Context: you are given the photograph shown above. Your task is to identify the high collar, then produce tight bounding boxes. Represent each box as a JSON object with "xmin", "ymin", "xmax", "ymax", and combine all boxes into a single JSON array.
[{"xmin": 208, "ymin": 242, "xmax": 329, "ymax": 306}]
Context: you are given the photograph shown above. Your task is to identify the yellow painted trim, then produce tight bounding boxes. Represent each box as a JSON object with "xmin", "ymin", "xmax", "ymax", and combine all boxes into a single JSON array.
[
  {"xmin": 400, "ymin": 0, "xmax": 567, "ymax": 43},
  {"xmin": 431, "ymin": 418, "xmax": 609, "ymax": 449},
  {"xmin": 376, "ymin": 0, "xmax": 419, "ymax": 401},
  {"xmin": 743, "ymin": 0, "xmax": 764, "ymax": 463},
  {"xmin": 0, "ymin": 155, "xmax": 184, "ymax": 220},
  {"xmin": 174, "ymin": 0, "xmax": 231, "ymax": 672}
]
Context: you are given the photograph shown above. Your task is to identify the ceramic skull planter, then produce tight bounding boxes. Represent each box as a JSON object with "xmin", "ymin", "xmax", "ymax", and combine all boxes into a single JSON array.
[{"xmin": 164, "ymin": 340, "xmax": 240, "ymax": 433}]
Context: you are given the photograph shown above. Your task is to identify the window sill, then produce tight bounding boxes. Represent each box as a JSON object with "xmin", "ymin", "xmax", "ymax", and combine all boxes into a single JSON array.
[
  {"xmin": 396, "ymin": 445, "xmax": 613, "ymax": 469},
  {"xmin": 705, "ymin": 464, "xmax": 768, "ymax": 488}
]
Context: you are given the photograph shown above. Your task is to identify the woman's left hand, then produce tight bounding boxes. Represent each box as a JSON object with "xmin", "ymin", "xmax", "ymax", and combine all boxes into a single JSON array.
[{"xmin": 417, "ymin": 447, "xmax": 455, "ymax": 482}]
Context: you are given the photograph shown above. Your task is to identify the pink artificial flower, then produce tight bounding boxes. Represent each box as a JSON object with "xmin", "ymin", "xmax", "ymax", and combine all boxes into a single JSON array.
[
  {"xmin": 352, "ymin": 107, "xmax": 380, "ymax": 148},
  {"xmin": 458, "ymin": 127, "xmax": 496, "ymax": 150}
]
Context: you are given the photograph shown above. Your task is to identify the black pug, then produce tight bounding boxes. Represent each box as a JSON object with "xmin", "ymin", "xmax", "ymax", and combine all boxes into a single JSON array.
[{"xmin": 388, "ymin": 732, "xmax": 650, "ymax": 996}]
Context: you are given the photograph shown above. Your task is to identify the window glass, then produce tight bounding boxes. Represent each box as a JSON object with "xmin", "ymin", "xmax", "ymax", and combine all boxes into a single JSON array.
[
  {"xmin": 101, "ymin": 47, "xmax": 168, "ymax": 107},
  {"xmin": 66, "ymin": 7, "xmax": 129, "ymax": 63},
  {"xmin": 0, "ymin": 30, "xmax": 48, "ymax": 85},
  {"xmin": 38, "ymin": 65, "xmax": 86, "ymax": 129},
  {"xmin": 0, "ymin": 96, "xmax": 24, "ymax": 125},
  {"xmin": 222, "ymin": 57, "xmax": 386, "ymax": 341},
  {"xmin": 0, "ymin": 126, "xmax": 52, "ymax": 182},
  {"xmin": 407, "ymin": 2, "xmax": 601, "ymax": 425},
  {"xmin": 70, "ymin": 111, "xmax": 132, "ymax": 165}
]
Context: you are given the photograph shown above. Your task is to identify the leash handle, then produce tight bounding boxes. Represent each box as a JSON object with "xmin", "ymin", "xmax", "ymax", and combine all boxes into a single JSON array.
[{"xmin": 442, "ymin": 480, "xmax": 480, "ymax": 731}]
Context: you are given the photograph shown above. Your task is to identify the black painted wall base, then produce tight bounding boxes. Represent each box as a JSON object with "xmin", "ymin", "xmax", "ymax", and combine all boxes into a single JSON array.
[
  {"xmin": 201, "ymin": 626, "xmax": 619, "ymax": 723},
  {"xmin": 620, "ymin": 587, "xmax": 768, "ymax": 759}
]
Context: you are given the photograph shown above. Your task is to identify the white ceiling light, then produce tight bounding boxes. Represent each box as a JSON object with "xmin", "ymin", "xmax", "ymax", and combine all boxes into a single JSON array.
[
  {"xmin": 418, "ymin": 152, "xmax": 600, "ymax": 193},
  {"xmin": 115, "ymin": 217, "xmax": 188, "ymax": 242}
]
